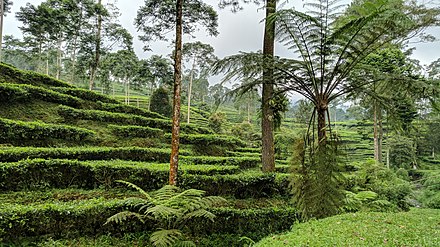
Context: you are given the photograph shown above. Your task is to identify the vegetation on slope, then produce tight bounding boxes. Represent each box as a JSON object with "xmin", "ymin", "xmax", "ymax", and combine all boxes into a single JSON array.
[{"xmin": 256, "ymin": 209, "xmax": 440, "ymax": 247}]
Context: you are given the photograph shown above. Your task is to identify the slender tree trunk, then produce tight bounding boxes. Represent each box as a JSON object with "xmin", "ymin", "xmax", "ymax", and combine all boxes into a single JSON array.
[
  {"xmin": 247, "ymin": 97, "xmax": 251, "ymax": 124},
  {"xmin": 169, "ymin": 0, "xmax": 183, "ymax": 186},
  {"xmin": 187, "ymin": 56, "xmax": 196, "ymax": 124},
  {"xmin": 261, "ymin": 0, "xmax": 276, "ymax": 173},
  {"xmin": 378, "ymin": 106, "xmax": 383, "ymax": 163},
  {"xmin": 46, "ymin": 52, "xmax": 49, "ymax": 75},
  {"xmin": 374, "ymin": 101, "xmax": 379, "ymax": 162},
  {"xmin": 0, "ymin": 1, "xmax": 4, "ymax": 63},
  {"xmin": 56, "ymin": 35, "xmax": 62, "ymax": 80},
  {"xmin": 127, "ymin": 79, "xmax": 130, "ymax": 105},
  {"xmin": 373, "ymin": 101, "xmax": 383, "ymax": 163},
  {"xmin": 89, "ymin": 0, "xmax": 102, "ymax": 91}
]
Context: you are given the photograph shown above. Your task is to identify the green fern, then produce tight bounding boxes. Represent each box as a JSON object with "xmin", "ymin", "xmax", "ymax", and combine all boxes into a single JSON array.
[{"xmin": 106, "ymin": 181, "xmax": 226, "ymax": 247}]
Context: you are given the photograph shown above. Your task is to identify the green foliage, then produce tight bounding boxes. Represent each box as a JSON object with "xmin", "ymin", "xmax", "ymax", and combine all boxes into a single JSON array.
[
  {"xmin": 0, "ymin": 196, "xmax": 296, "ymax": 245},
  {"xmin": 0, "ymin": 117, "xmax": 94, "ymax": 145},
  {"xmin": 106, "ymin": 183, "xmax": 226, "ymax": 247},
  {"xmin": 388, "ymin": 135, "xmax": 416, "ymax": 169},
  {"xmin": 0, "ymin": 63, "xmax": 73, "ymax": 88},
  {"xmin": 52, "ymin": 87, "xmax": 120, "ymax": 104},
  {"xmin": 97, "ymin": 102, "xmax": 166, "ymax": 119},
  {"xmin": 0, "ymin": 159, "xmax": 240, "ymax": 191},
  {"xmin": 57, "ymin": 105, "xmax": 171, "ymax": 130},
  {"xmin": 109, "ymin": 125, "xmax": 164, "ymax": 139},
  {"xmin": 0, "ymin": 146, "xmax": 190, "ymax": 163},
  {"xmin": 0, "ymin": 83, "xmax": 82, "ymax": 107},
  {"xmin": 290, "ymin": 136, "xmax": 345, "ymax": 220},
  {"xmin": 255, "ymin": 209, "xmax": 440, "ymax": 247},
  {"xmin": 180, "ymin": 171, "xmax": 289, "ymax": 198},
  {"xmin": 150, "ymin": 87, "xmax": 172, "ymax": 117},
  {"xmin": 230, "ymin": 122, "xmax": 258, "ymax": 144},
  {"xmin": 181, "ymin": 156, "xmax": 260, "ymax": 170},
  {"xmin": 165, "ymin": 133, "xmax": 247, "ymax": 148},
  {"xmin": 208, "ymin": 112, "xmax": 226, "ymax": 133},
  {"xmin": 345, "ymin": 159, "xmax": 412, "ymax": 211}
]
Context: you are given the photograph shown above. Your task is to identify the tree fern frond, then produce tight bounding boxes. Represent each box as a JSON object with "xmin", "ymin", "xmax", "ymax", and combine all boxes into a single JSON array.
[
  {"xmin": 146, "ymin": 204, "xmax": 181, "ymax": 220},
  {"xmin": 150, "ymin": 229, "xmax": 183, "ymax": 247},
  {"xmin": 174, "ymin": 240, "xmax": 197, "ymax": 247},
  {"xmin": 181, "ymin": 209, "xmax": 216, "ymax": 222},
  {"xmin": 104, "ymin": 211, "xmax": 144, "ymax": 225},
  {"xmin": 116, "ymin": 180, "xmax": 156, "ymax": 203}
]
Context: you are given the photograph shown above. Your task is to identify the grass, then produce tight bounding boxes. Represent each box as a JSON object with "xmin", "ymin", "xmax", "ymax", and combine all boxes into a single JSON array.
[{"xmin": 255, "ymin": 208, "xmax": 440, "ymax": 247}]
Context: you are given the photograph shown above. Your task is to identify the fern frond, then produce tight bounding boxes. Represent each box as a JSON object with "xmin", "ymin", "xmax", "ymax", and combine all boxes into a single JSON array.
[
  {"xmin": 146, "ymin": 204, "xmax": 181, "ymax": 220},
  {"xmin": 174, "ymin": 240, "xmax": 197, "ymax": 247},
  {"xmin": 104, "ymin": 211, "xmax": 144, "ymax": 225},
  {"xmin": 150, "ymin": 229, "xmax": 183, "ymax": 247},
  {"xmin": 116, "ymin": 180, "xmax": 156, "ymax": 203},
  {"xmin": 181, "ymin": 209, "xmax": 216, "ymax": 222}
]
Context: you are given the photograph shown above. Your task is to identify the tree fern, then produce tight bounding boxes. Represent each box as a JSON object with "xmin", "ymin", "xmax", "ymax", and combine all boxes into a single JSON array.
[{"xmin": 106, "ymin": 181, "xmax": 226, "ymax": 247}]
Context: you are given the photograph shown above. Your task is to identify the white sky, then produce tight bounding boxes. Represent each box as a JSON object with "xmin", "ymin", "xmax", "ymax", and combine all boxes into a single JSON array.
[{"xmin": 4, "ymin": 0, "xmax": 440, "ymax": 85}]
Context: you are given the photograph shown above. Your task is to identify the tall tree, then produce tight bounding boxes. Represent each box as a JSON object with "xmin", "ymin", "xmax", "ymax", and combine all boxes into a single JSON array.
[
  {"xmin": 182, "ymin": 41, "xmax": 217, "ymax": 124},
  {"xmin": 218, "ymin": 0, "xmax": 277, "ymax": 172},
  {"xmin": 0, "ymin": 0, "xmax": 12, "ymax": 62},
  {"xmin": 135, "ymin": 0, "xmax": 218, "ymax": 186},
  {"xmin": 89, "ymin": 0, "xmax": 103, "ymax": 90},
  {"xmin": 215, "ymin": 0, "xmax": 439, "ymax": 145}
]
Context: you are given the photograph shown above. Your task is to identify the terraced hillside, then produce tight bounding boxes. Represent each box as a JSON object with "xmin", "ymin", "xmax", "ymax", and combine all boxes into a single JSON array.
[{"xmin": 0, "ymin": 63, "xmax": 294, "ymax": 246}]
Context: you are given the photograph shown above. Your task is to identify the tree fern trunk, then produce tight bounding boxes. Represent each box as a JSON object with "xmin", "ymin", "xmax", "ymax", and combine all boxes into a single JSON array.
[
  {"xmin": 169, "ymin": 0, "xmax": 183, "ymax": 186},
  {"xmin": 261, "ymin": 0, "xmax": 276, "ymax": 173}
]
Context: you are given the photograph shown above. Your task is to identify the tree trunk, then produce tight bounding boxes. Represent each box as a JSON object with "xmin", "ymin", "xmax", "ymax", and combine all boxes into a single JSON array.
[
  {"xmin": 0, "ymin": 1, "xmax": 4, "ymax": 63},
  {"xmin": 317, "ymin": 105, "xmax": 327, "ymax": 143},
  {"xmin": 261, "ymin": 0, "xmax": 276, "ymax": 173},
  {"xmin": 89, "ymin": 0, "xmax": 102, "ymax": 91},
  {"xmin": 373, "ymin": 101, "xmax": 383, "ymax": 163},
  {"xmin": 169, "ymin": 0, "xmax": 183, "ymax": 186},
  {"xmin": 56, "ymin": 35, "xmax": 62, "ymax": 80},
  {"xmin": 187, "ymin": 56, "xmax": 196, "ymax": 124}
]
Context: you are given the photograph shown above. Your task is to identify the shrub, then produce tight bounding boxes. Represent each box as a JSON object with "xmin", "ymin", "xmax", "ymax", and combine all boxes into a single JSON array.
[
  {"xmin": 0, "ymin": 159, "xmax": 239, "ymax": 191},
  {"xmin": 388, "ymin": 135, "xmax": 416, "ymax": 169},
  {"xmin": 57, "ymin": 105, "xmax": 171, "ymax": 130},
  {"xmin": 208, "ymin": 112, "xmax": 226, "ymax": 133},
  {"xmin": 0, "ymin": 118, "xmax": 94, "ymax": 145},
  {"xmin": 0, "ymin": 63, "xmax": 73, "ymax": 88},
  {"xmin": 0, "ymin": 83, "xmax": 82, "ymax": 107},
  {"xmin": 150, "ymin": 87, "xmax": 172, "ymax": 117},
  {"xmin": 51, "ymin": 87, "xmax": 120, "ymax": 104},
  {"xmin": 181, "ymin": 156, "xmax": 260, "ymax": 169},
  {"xmin": 108, "ymin": 125, "xmax": 164, "ymax": 138},
  {"xmin": 0, "ymin": 198, "xmax": 296, "ymax": 244},
  {"xmin": 0, "ymin": 146, "xmax": 190, "ymax": 163},
  {"xmin": 97, "ymin": 102, "xmax": 166, "ymax": 119}
]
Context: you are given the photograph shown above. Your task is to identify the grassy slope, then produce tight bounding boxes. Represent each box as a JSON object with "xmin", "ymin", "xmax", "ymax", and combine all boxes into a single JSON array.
[{"xmin": 256, "ymin": 208, "xmax": 440, "ymax": 247}]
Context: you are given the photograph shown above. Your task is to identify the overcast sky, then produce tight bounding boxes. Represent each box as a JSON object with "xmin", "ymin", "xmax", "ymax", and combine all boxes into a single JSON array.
[{"xmin": 4, "ymin": 0, "xmax": 440, "ymax": 84}]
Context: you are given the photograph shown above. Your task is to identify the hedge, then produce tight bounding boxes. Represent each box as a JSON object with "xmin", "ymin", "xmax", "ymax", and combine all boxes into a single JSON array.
[
  {"xmin": 0, "ymin": 62, "xmax": 73, "ymax": 88},
  {"xmin": 164, "ymin": 133, "xmax": 247, "ymax": 148},
  {"xmin": 0, "ymin": 159, "xmax": 287, "ymax": 197},
  {"xmin": 0, "ymin": 146, "xmax": 190, "ymax": 162},
  {"xmin": 180, "ymin": 172, "xmax": 290, "ymax": 198},
  {"xmin": 58, "ymin": 105, "xmax": 212, "ymax": 134},
  {"xmin": 181, "ymin": 156, "xmax": 260, "ymax": 169},
  {"xmin": 0, "ymin": 118, "xmax": 94, "ymax": 144},
  {"xmin": 0, "ymin": 159, "xmax": 240, "ymax": 191},
  {"xmin": 0, "ymin": 83, "xmax": 82, "ymax": 107},
  {"xmin": 57, "ymin": 105, "xmax": 171, "ymax": 129},
  {"xmin": 96, "ymin": 102, "xmax": 166, "ymax": 119},
  {"xmin": 108, "ymin": 124, "xmax": 164, "ymax": 138},
  {"xmin": 0, "ymin": 198, "xmax": 296, "ymax": 243},
  {"xmin": 51, "ymin": 87, "xmax": 120, "ymax": 104}
]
